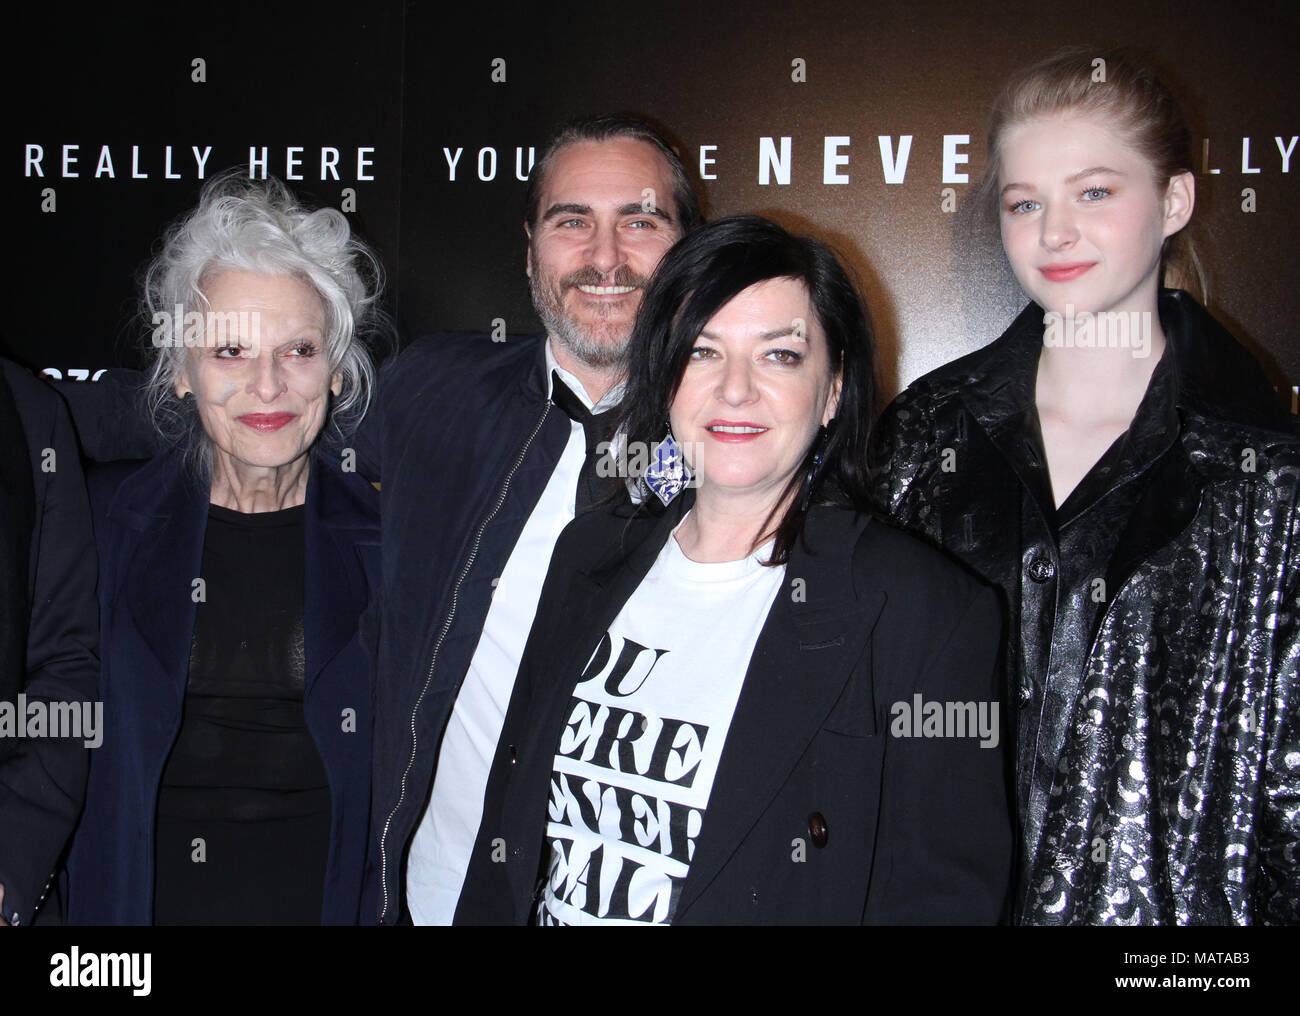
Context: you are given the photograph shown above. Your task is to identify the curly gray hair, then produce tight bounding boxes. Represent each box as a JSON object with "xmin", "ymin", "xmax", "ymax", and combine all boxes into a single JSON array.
[{"xmin": 142, "ymin": 170, "xmax": 384, "ymax": 475}]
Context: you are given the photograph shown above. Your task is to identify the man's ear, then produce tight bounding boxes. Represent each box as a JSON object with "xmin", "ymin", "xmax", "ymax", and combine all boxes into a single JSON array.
[
  {"xmin": 524, "ymin": 222, "xmax": 533, "ymax": 278},
  {"xmin": 1162, "ymin": 171, "xmax": 1195, "ymax": 238}
]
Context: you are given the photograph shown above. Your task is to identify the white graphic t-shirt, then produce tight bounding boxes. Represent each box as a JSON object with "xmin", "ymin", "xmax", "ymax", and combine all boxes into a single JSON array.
[{"xmin": 537, "ymin": 522, "xmax": 785, "ymax": 925}]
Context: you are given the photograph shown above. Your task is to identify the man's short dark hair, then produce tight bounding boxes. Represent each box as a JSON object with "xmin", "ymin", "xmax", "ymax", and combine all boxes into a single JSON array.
[{"xmin": 524, "ymin": 114, "xmax": 703, "ymax": 234}]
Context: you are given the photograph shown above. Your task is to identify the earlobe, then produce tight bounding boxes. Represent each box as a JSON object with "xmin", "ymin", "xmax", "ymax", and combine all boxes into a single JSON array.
[
  {"xmin": 330, "ymin": 371, "xmax": 343, "ymax": 397},
  {"xmin": 524, "ymin": 223, "xmax": 533, "ymax": 278},
  {"xmin": 822, "ymin": 372, "xmax": 844, "ymax": 426},
  {"xmin": 1163, "ymin": 171, "xmax": 1195, "ymax": 237}
]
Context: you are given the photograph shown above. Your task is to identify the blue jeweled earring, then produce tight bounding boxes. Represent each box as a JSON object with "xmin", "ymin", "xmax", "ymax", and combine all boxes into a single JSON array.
[{"xmin": 644, "ymin": 428, "xmax": 689, "ymax": 506}]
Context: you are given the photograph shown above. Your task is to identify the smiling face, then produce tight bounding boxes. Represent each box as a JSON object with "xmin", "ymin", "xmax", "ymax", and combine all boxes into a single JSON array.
[
  {"xmin": 526, "ymin": 137, "xmax": 683, "ymax": 370},
  {"xmin": 669, "ymin": 277, "xmax": 841, "ymax": 514},
  {"xmin": 176, "ymin": 270, "xmax": 338, "ymax": 478},
  {"xmin": 997, "ymin": 112, "xmax": 1193, "ymax": 319}
]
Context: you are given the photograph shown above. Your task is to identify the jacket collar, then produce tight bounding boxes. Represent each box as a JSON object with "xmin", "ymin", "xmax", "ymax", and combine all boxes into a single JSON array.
[
  {"xmin": 950, "ymin": 290, "xmax": 1291, "ymax": 599},
  {"xmin": 562, "ymin": 498, "xmax": 882, "ymax": 699},
  {"xmin": 518, "ymin": 333, "xmax": 628, "ymax": 413},
  {"xmin": 956, "ymin": 290, "xmax": 1294, "ymax": 439},
  {"xmin": 107, "ymin": 447, "xmax": 377, "ymax": 692},
  {"xmin": 517, "ymin": 333, "xmax": 551, "ymax": 403},
  {"xmin": 1163, "ymin": 291, "xmax": 1296, "ymax": 433}
]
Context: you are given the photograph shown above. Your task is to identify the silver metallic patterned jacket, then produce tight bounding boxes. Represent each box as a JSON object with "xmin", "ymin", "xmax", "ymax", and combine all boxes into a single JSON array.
[{"xmin": 869, "ymin": 290, "xmax": 1300, "ymax": 925}]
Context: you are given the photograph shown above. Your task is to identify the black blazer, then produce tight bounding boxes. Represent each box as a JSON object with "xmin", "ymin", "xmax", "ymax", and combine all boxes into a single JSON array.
[
  {"xmin": 456, "ymin": 496, "xmax": 1012, "ymax": 924},
  {"xmin": 0, "ymin": 360, "xmax": 99, "ymax": 926}
]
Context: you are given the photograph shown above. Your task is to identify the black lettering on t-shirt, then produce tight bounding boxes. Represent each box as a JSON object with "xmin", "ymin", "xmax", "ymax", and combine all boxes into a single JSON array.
[
  {"xmin": 644, "ymin": 716, "xmax": 708, "ymax": 787},
  {"xmin": 591, "ymin": 704, "xmax": 649, "ymax": 774},
  {"xmin": 600, "ymin": 637, "xmax": 671, "ymax": 698},
  {"xmin": 548, "ymin": 773, "xmax": 703, "ymax": 866}
]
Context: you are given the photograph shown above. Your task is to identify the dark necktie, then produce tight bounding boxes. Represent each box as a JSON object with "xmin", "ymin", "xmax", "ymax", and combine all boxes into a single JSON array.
[{"xmin": 550, "ymin": 371, "xmax": 617, "ymax": 512}]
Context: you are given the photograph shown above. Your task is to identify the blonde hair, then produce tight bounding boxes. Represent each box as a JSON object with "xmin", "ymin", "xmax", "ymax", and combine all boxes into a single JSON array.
[{"xmin": 985, "ymin": 48, "xmax": 1207, "ymax": 302}]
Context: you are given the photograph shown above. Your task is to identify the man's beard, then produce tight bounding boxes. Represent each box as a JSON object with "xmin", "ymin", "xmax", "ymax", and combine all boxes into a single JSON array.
[{"xmin": 529, "ymin": 263, "xmax": 647, "ymax": 370}]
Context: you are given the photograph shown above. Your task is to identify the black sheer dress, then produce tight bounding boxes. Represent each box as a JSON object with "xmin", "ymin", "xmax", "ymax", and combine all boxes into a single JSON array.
[{"xmin": 153, "ymin": 503, "xmax": 330, "ymax": 925}]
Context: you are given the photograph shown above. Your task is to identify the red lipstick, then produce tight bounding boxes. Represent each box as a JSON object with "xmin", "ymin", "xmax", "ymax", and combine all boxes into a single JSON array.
[{"xmin": 238, "ymin": 413, "xmax": 297, "ymax": 432}]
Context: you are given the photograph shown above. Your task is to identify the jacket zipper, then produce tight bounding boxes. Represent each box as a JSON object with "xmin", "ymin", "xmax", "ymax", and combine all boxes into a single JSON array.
[{"xmin": 378, "ymin": 401, "xmax": 553, "ymax": 923}]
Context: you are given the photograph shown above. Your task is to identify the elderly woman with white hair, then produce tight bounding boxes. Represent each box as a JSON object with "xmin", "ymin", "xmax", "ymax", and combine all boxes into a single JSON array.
[{"xmin": 66, "ymin": 173, "xmax": 383, "ymax": 925}]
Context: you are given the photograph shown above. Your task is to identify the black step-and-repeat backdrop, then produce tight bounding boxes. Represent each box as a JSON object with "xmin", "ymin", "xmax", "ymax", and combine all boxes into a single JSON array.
[{"xmin": 9, "ymin": 0, "xmax": 1299, "ymax": 404}]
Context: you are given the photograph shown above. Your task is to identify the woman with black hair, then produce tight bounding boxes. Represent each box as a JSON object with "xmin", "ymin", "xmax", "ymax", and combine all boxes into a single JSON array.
[{"xmin": 455, "ymin": 215, "xmax": 1012, "ymax": 924}]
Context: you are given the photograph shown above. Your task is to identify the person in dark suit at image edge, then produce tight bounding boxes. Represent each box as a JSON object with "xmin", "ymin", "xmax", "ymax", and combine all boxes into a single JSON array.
[{"xmin": 0, "ymin": 356, "xmax": 99, "ymax": 927}]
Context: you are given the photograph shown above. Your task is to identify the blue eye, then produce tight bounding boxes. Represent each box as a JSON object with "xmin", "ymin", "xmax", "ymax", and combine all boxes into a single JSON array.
[
  {"xmin": 1081, "ymin": 187, "xmax": 1111, "ymax": 201},
  {"xmin": 1007, "ymin": 199, "xmax": 1039, "ymax": 214}
]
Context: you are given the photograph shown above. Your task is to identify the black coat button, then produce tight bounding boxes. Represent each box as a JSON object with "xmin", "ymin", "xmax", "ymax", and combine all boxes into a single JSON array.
[
  {"xmin": 1028, "ymin": 557, "xmax": 1055, "ymax": 583},
  {"xmin": 808, "ymin": 812, "xmax": 829, "ymax": 848}
]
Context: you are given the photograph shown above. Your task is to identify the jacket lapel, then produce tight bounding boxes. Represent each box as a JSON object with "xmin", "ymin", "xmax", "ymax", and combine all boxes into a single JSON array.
[
  {"xmin": 111, "ymin": 452, "xmax": 207, "ymax": 687},
  {"xmin": 1104, "ymin": 436, "xmax": 1203, "ymax": 600},
  {"xmin": 1098, "ymin": 290, "xmax": 1297, "ymax": 598},
  {"xmin": 503, "ymin": 496, "xmax": 690, "ymax": 915},
  {"xmin": 959, "ymin": 306, "xmax": 1058, "ymax": 527},
  {"xmin": 675, "ymin": 508, "xmax": 885, "ymax": 917},
  {"xmin": 111, "ymin": 452, "xmax": 379, "ymax": 695},
  {"xmin": 303, "ymin": 459, "xmax": 379, "ymax": 691}
]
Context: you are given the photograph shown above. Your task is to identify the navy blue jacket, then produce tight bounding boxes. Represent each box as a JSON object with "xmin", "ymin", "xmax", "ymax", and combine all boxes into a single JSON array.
[
  {"xmin": 0, "ymin": 361, "xmax": 99, "ymax": 926},
  {"xmin": 65, "ymin": 448, "xmax": 380, "ymax": 924},
  {"xmin": 58, "ymin": 335, "xmax": 575, "ymax": 924},
  {"xmin": 352, "ymin": 332, "xmax": 574, "ymax": 924}
]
